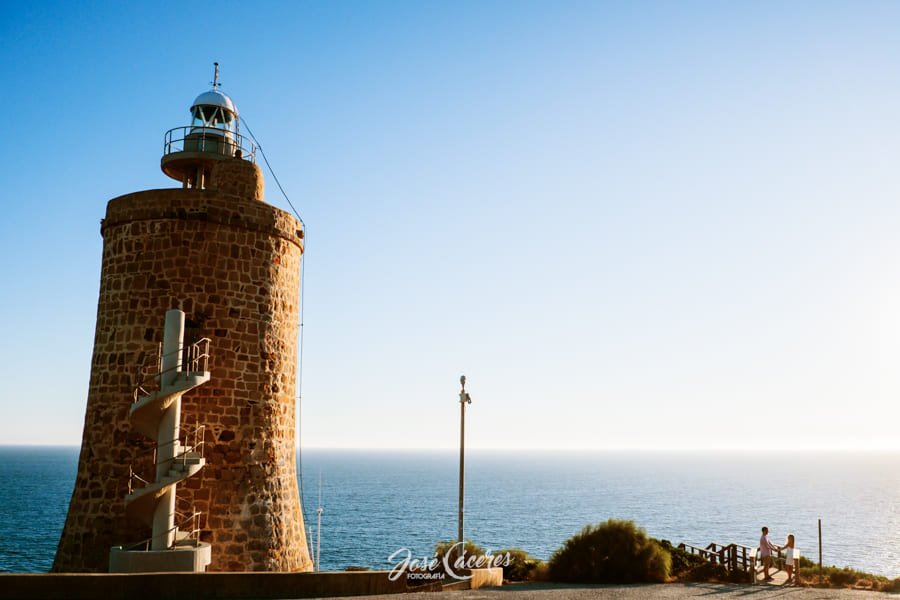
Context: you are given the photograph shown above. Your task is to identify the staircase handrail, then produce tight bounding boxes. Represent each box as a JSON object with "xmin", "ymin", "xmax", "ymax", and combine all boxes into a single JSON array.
[
  {"xmin": 127, "ymin": 428, "xmax": 207, "ymax": 488},
  {"xmin": 679, "ymin": 542, "xmax": 755, "ymax": 574},
  {"xmin": 126, "ymin": 465, "xmax": 152, "ymax": 495},
  {"xmin": 174, "ymin": 509, "xmax": 206, "ymax": 540},
  {"xmin": 116, "ymin": 313, "xmax": 212, "ymax": 564},
  {"xmin": 680, "ymin": 542, "xmax": 715, "ymax": 557},
  {"xmin": 132, "ymin": 338, "xmax": 211, "ymax": 403},
  {"xmin": 139, "ymin": 423, "xmax": 207, "ymax": 457},
  {"xmin": 152, "ymin": 423, "xmax": 206, "ymax": 456},
  {"xmin": 119, "ymin": 510, "xmax": 205, "ymax": 552}
]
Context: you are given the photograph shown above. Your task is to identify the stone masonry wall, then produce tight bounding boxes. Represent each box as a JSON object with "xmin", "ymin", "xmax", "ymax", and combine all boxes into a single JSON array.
[
  {"xmin": 53, "ymin": 174, "xmax": 311, "ymax": 572},
  {"xmin": 210, "ymin": 158, "xmax": 264, "ymax": 201}
]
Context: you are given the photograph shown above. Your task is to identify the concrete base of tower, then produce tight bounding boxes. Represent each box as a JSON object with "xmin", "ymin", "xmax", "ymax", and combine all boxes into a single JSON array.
[{"xmin": 109, "ymin": 542, "xmax": 212, "ymax": 573}]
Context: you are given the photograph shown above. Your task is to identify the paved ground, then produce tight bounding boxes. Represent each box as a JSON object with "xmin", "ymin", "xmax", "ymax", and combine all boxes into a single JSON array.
[
  {"xmin": 316, "ymin": 582, "xmax": 892, "ymax": 600},
  {"xmin": 754, "ymin": 567, "xmax": 791, "ymax": 586}
]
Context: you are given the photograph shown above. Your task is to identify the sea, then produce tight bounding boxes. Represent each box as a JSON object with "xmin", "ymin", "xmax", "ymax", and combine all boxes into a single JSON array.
[{"xmin": 0, "ymin": 447, "xmax": 897, "ymax": 577}]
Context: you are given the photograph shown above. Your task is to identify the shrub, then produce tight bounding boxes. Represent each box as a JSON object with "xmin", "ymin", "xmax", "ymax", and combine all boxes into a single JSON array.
[
  {"xmin": 656, "ymin": 540, "xmax": 705, "ymax": 579},
  {"xmin": 799, "ymin": 565, "xmax": 893, "ymax": 590},
  {"xmin": 433, "ymin": 539, "xmax": 487, "ymax": 572},
  {"xmin": 530, "ymin": 560, "xmax": 550, "ymax": 582},
  {"xmin": 548, "ymin": 519, "xmax": 671, "ymax": 583},
  {"xmin": 883, "ymin": 578, "xmax": 900, "ymax": 593},
  {"xmin": 797, "ymin": 555, "xmax": 816, "ymax": 569},
  {"xmin": 682, "ymin": 560, "xmax": 731, "ymax": 583},
  {"xmin": 828, "ymin": 568, "xmax": 861, "ymax": 587},
  {"xmin": 494, "ymin": 547, "xmax": 540, "ymax": 581}
]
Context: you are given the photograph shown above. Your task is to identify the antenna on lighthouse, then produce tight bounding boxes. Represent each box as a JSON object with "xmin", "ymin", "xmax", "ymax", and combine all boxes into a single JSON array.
[{"xmin": 211, "ymin": 62, "xmax": 221, "ymax": 90}]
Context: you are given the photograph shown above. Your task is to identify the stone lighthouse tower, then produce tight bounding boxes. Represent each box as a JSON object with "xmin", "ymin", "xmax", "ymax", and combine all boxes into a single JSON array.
[{"xmin": 53, "ymin": 68, "xmax": 312, "ymax": 573}]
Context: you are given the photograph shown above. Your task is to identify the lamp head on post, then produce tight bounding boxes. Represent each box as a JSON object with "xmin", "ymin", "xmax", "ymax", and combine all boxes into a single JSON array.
[{"xmin": 459, "ymin": 375, "xmax": 471, "ymax": 404}]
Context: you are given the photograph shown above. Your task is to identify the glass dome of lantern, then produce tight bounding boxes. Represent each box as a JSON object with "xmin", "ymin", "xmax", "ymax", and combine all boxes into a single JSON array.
[{"xmin": 190, "ymin": 90, "xmax": 238, "ymax": 138}]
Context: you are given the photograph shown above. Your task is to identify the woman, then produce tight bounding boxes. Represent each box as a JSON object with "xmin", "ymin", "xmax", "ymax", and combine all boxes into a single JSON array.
[{"xmin": 781, "ymin": 534, "xmax": 797, "ymax": 584}]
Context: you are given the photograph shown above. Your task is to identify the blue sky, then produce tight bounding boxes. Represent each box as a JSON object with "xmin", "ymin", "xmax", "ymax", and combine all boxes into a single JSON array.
[{"xmin": 1, "ymin": 1, "xmax": 899, "ymax": 450}]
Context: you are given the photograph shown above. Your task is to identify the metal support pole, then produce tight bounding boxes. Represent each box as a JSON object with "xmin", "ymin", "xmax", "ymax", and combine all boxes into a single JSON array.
[
  {"xmin": 818, "ymin": 518, "xmax": 822, "ymax": 568},
  {"xmin": 457, "ymin": 375, "xmax": 471, "ymax": 545}
]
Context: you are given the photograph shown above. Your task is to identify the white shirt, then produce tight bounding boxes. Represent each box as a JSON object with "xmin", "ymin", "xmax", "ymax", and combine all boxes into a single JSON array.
[{"xmin": 759, "ymin": 534, "xmax": 777, "ymax": 557}]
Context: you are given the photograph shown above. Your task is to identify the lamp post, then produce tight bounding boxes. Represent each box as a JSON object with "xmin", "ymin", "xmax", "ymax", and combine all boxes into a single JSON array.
[{"xmin": 458, "ymin": 375, "xmax": 472, "ymax": 545}]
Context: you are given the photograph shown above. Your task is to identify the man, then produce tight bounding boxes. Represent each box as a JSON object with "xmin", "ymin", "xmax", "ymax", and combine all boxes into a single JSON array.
[{"xmin": 759, "ymin": 526, "xmax": 779, "ymax": 582}]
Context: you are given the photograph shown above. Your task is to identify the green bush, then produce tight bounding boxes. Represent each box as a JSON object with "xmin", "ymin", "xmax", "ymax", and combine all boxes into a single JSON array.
[
  {"xmin": 799, "ymin": 565, "xmax": 893, "ymax": 590},
  {"xmin": 828, "ymin": 568, "xmax": 861, "ymax": 587},
  {"xmin": 494, "ymin": 547, "xmax": 541, "ymax": 581},
  {"xmin": 530, "ymin": 560, "xmax": 550, "ymax": 582},
  {"xmin": 883, "ymin": 578, "xmax": 900, "ymax": 593},
  {"xmin": 548, "ymin": 519, "xmax": 671, "ymax": 583},
  {"xmin": 682, "ymin": 561, "xmax": 731, "ymax": 583},
  {"xmin": 656, "ymin": 540, "xmax": 705, "ymax": 579},
  {"xmin": 433, "ymin": 539, "xmax": 487, "ymax": 572},
  {"xmin": 797, "ymin": 555, "xmax": 816, "ymax": 569}
]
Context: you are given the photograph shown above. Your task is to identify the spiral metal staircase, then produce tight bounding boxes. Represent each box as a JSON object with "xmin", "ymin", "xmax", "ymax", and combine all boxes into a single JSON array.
[{"xmin": 109, "ymin": 309, "xmax": 213, "ymax": 572}]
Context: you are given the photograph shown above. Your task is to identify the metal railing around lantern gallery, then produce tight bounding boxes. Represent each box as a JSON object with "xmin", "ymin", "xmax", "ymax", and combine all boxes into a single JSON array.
[{"xmin": 163, "ymin": 126, "xmax": 257, "ymax": 162}]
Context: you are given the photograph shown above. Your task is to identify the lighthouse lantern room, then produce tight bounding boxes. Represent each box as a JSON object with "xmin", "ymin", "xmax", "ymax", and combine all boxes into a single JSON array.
[{"xmin": 161, "ymin": 63, "xmax": 256, "ymax": 188}]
